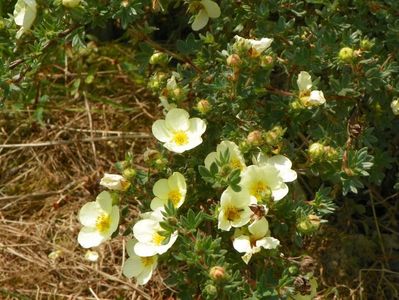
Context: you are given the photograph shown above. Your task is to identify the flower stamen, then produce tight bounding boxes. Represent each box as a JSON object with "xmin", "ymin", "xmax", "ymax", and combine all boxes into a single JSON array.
[
  {"xmin": 172, "ymin": 131, "xmax": 189, "ymax": 146},
  {"xmin": 95, "ymin": 213, "xmax": 111, "ymax": 233}
]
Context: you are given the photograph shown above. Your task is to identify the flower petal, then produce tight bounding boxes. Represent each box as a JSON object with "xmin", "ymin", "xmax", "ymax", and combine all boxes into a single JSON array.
[
  {"xmin": 297, "ymin": 71, "xmax": 312, "ymax": 92},
  {"xmin": 248, "ymin": 217, "xmax": 269, "ymax": 239},
  {"xmin": 168, "ymin": 172, "xmax": 187, "ymax": 192},
  {"xmin": 136, "ymin": 265, "xmax": 155, "ymax": 285},
  {"xmin": 271, "ymin": 183, "xmax": 289, "ymax": 201},
  {"xmin": 150, "ymin": 197, "xmax": 165, "ymax": 211},
  {"xmin": 134, "ymin": 242, "xmax": 159, "ymax": 257},
  {"xmin": 152, "ymin": 120, "xmax": 172, "ymax": 143},
  {"xmin": 123, "ymin": 257, "xmax": 144, "ymax": 278},
  {"xmin": 78, "ymin": 227, "xmax": 106, "ymax": 248},
  {"xmin": 256, "ymin": 237, "xmax": 280, "ymax": 249},
  {"xmin": 165, "ymin": 108, "xmax": 190, "ymax": 131},
  {"xmin": 218, "ymin": 211, "xmax": 231, "ymax": 231},
  {"xmin": 96, "ymin": 191, "xmax": 112, "ymax": 213},
  {"xmin": 309, "ymin": 90, "xmax": 326, "ymax": 105},
  {"xmin": 233, "ymin": 235, "xmax": 251, "ymax": 253},
  {"xmin": 153, "ymin": 179, "xmax": 170, "ymax": 199},
  {"xmin": 192, "ymin": 9, "xmax": 209, "ymax": 31},
  {"xmin": 188, "ymin": 118, "xmax": 207, "ymax": 137},
  {"xmin": 133, "ymin": 219, "xmax": 157, "ymax": 243},
  {"xmin": 202, "ymin": 0, "xmax": 221, "ymax": 18},
  {"xmin": 108, "ymin": 205, "xmax": 120, "ymax": 235},
  {"xmin": 204, "ymin": 151, "xmax": 217, "ymax": 170},
  {"xmin": 79, "ymin": 202, "xmax": 101, "ymax": 227},
  {"xmin": 126, "ymin": 239, "xmax": 136, "ymax": 257}
]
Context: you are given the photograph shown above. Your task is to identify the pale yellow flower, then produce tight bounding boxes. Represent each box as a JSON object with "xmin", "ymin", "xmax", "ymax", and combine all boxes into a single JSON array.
[
  {"xmin": 204, "ymin": 140, "xmax": 246, "ymax": 172},
  {"xmin": 77, "ymin": 191, "xmax": 120, "ymax": 248},
  {"xmin": 122, "ymin": 239, "xmax": 158, "ymax": 285},
  {"xmin": 151, "ymin": 172, "xmax": 187, "ymax": 210},
  {"xmin": 218, "ymin": 188, "xmax": 256, "ymax": 231},
  {"xmin": 152, "ymin": 108, "xmax": 206, "ymax": 153},
  {"xmin": 233, "ymin": 217, "xmax": 280, "ymax": 264},
  {"xmin": 100, "ymin": 173, "xmax": 130, "ymax": 191},
  {"xmin": 133, "ymin": 210, "xmax": 178, "ymax": 256},
  {"xmin": 297, "ymin": 71, "xmax": 325, "ymax": 107}
]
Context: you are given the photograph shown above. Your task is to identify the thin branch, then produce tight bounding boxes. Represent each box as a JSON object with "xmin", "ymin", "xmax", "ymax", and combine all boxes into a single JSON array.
[{"xmin": 83, "ymin": 91, "xmax": 98, "ymax": 168}]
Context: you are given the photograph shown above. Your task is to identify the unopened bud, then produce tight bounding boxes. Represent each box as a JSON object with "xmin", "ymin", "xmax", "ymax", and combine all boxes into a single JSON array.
[
  {"xmin": 308, "ymin": 142, "xmax": 324, "ymax": 161},
  {"xmin": 209, "ymin": 266, "xmax": 226, "ymax": 281},
  {"xmin": 197, "ymin": 99, "xmax": 211, "ymax": 114},
  {"xmin": 122, "ymin": 168, "xmax": 136, "ymax": 180},
  {"xmin": 62, "ymin": 0, "xmax": 81, "ymax": 8},
  {"xmin": 247, "ymin": 130, "xmax": 263, "ymax": 146},
  {"xmin": 360, "ymin": 39, "xmax": 374, "ymax": 51},
  {"xmin": 297, "ymin": 214, "xmax": 320, "ymax": 234},
  {"xmin": 264, "ymin": 126, "xmax": 285, "ymax": 146},
  {"xmin": 338, "ymin": 47, "xmax": 354, "ymax": 63},
  {"xmin": 227, "ymin": 54, "xmax": 242, "ymax": 67},
  {"xmin": 149, "ymin": 52, "xmax": 169, "ymax": 65},
  {"xmin": 204, "ymin": 284, "xmax": 218, "ymax": 296},
  {"xmin": 260, "ymin": 55, "xmax": 274, "ymax": 69},
  {"xmin": 288, "ymin": 265, "xmax": 299, "ymax": 275},
  {"xmin": 148, "ymin": 72, "xmax": 167, "ymax": 92}
]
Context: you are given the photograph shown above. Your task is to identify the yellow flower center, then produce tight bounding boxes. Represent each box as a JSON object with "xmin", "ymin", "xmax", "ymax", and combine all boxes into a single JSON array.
[
  {"xmin": 250, "ymin": 181, "xmax": 270, "ymax": 201},
  {"xmin": 95, "ymin": 213, "xmax": 111, "ymax": 233},
  {"xmin": 230, "ymin": 158, "xmax": 243, "ymax": 170},
  {"xmin": 152, "ymin": 232, "xmax": 165, "ymax": 246},
  {"xmin": 172, "ymin": 130, "xmax": 189, "ymax": 146},
  {"xmin": 140, "ymin": 256, "xmax": 155, "ymax": 267},
  {"xmin": 168, "ymin": 190, "xmax": 182, "ymax": 206},
  {"xmin": 225, "ymin": 206, "xmax": 243, "ymax": 221}
]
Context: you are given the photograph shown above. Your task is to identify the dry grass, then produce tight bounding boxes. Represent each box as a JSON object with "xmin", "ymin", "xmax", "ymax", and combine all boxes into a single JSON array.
[{"xmin": 0, "ymin": 86, "xmax": 173, "ymax": 299}]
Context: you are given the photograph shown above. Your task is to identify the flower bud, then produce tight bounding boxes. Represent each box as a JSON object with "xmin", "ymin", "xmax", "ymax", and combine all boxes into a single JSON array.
[
  {"xmin": 122, "ymin": 168, "xmax": 136, "ymax": 180},
  {"xmin": 360, "ymin": 39, "xmax": 374, "ymax": 51},
  {"xmin": 338, "ymin": 47, "xmax": 354, "ymax": 63},
  {"xmin": 204, "ymin": 284, "xmax": 218, "ymax": 296},
  {"xmin": 260, "ymin": 55, "xmax": 274, "ymax": 69},
  {"xmin": 308, "ymin": 142, "xmax": 324, "ymax": 161},
  {"xmin": 391, "ymin": 98, "xmax": 399, "ymax": 115},
  {"xmin": 297, "ymin": 214, "xmax": 320, "ymax": 234},
  {"xmin": 209, "ymin": 266, "xmax": 226, "ymax": 281},
  {"xmin": 247, "ymin": 130, "xmax": 263, "ymax": 146},
  {"xmin": 264, "ymin": 126, "xmax": 285, "ymax": 146},
  {"xmin": 197, "ymin": 99, "xmax": 212, "ymax": 114},
  {"xmin": 148, "ymin": 72, "xmax": 167, "ymax": 92},
  {"xmin": 171, "ymin": 87, "xmax": 185, "ymax": 101},
  {"xmin": 62, "ymin": 0, "xmax": 81, "ymax": 8},
  {"xmin": 149, "ymin": 52, "xmax": 169, "ymax": 65},
  {"xmin": 100, "ymin": 173, "xmax": 130, "ymax": 191},
  {"xmin": 226, "ymin": 54, "xmax": 242, "ymax": 67},
  {"xmin": 288, "ymin": 265, "xmax": 299, "ymax": 275}
]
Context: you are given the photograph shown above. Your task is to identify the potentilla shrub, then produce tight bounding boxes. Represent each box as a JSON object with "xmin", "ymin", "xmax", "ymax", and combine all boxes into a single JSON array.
[{"xmin": 3, "ymin": 0, "xmax": 399, "ymax": 298}]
